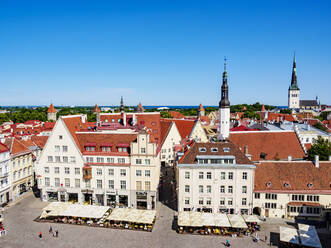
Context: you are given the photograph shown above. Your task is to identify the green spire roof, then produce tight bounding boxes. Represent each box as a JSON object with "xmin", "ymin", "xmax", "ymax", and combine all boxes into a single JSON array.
[{"xmin": 289, "ymin": 53, "xmax": 299, "ymax": 90}]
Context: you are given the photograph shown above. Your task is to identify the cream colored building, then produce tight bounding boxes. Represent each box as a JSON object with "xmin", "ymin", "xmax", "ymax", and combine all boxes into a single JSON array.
[
  {"xmin": 0, "ymin": 143, "xmax": 11, "ymax": 205},
  {"xmin": 36, "ymin": 115, "xmax": 160, "ymax": 210},
  {"xmin": 176, "ymin": 142, "xmax": 256, "ymax": 214},
  {"xmin": 253, "ymin": 160, "xmax": 331, "ymax": 221}
]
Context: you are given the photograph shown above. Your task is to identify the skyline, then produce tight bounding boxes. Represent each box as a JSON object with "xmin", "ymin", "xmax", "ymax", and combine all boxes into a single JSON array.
[{"xmin": 1, "ymin": 1, "xmax": 330, "ymax": 106}]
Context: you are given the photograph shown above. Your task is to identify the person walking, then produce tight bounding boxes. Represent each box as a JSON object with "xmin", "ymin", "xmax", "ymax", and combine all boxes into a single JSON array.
[
  {"xmin": 55, "ymin": 230, "xmax": 58, "ymax": 238},
  {"xmin": 49, "ymin": 226, "xmax": 53, "ymax": 234},
  {"xmin": 39, "ymin": 232, "xmax": 42, "ymax": 239}
]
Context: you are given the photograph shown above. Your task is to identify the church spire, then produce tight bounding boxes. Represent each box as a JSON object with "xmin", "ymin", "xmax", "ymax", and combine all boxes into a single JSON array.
[
  {"xmin": 219, "ymin": 57, "xmax": 230, "ymax": 108},
  {"xmin": 120, "ymin": 96, "xmax": 124, "ymax": 112},
  {"xmin": 289, "ymin": 52, "xmax": 299, "ymax": 90}
]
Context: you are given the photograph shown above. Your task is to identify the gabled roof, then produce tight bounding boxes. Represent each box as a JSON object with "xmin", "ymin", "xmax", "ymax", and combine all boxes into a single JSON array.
[
  {"xmin": 198, "ymin": 104, "xmax": 204, "ymax": 111},
  {"xmin": 162, "ymin": 119, "xmax": 195, "ymax": 140},
  {"xmin": 267, "ymin": 113, "xmax": 295, "ymax": 122},
  {"xmin": 300, "ymin": 100, "xmax": 318, "ymax": 107},
  {"xmin": 178, "ymin": 142, "xmax": 253, "ymax": 165},
  {"xmin": 0, "ymin": 142, "xmax": 9, "ymax": 153},
  {"xmin": 136, "ymin": 103, "xmax": 144, "ymax": 112},
  {"xmin": 47, "ymin": 104, "xmax": 56, "ymax": 113},
  {"xmin": 169, "ymin": 111, "xmax": 185, "ymax": 119},
  {"xmin": 4, "ymin": 137, "xmax": 31, "ymax": 157},
  {"xmin": 160, "ymin": 120, "xmax": 172, "ymax": 146},
  {"xmin": 31, "ymin": 135, "xmax": 49, "ymax": 148},
  {"xmin": 254, "ymin": 161, "xmax": 331, "ymax": 193},
  {"xmin": 229, "ymin": 131, "xmax": 305, "ymax": 161},
  {"xmin": 93, "ymin": 104, "xmax": 101, "ymax": 113}
]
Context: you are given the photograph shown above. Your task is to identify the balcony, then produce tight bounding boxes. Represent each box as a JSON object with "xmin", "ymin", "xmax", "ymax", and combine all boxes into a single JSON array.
[{"xmin": 83, "ymin": 165, "xmax": 92, "ymax": 180}]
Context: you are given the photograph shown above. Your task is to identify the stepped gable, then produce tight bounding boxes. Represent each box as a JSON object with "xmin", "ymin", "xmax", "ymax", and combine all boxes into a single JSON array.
[
  {"xmin": 254, "ymin": 161, "xmax": 331, "ymax": 193},
  {"xmin": 229, "ymin": 131, "xmax": 305, "ymax": 161}
]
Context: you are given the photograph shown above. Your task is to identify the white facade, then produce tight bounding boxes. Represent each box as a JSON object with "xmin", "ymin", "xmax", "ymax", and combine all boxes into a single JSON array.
[
  {"xmin": 218, "ymin": 108, "xmax": 230, "ymax": 140},
  {"xmin": 160, "ymin": 123, "xmax": 182, "ymax": 166},
  {"xmin": 190, "ymin": 121, "xmax": 208, "ymax": 142},
  {"xmin": 0, "ymin": 149, "xmax": 11, "ymax": 205},
  {"xmin": 288, "ymin": 89, "xmax": 300, "ymax": 109}
]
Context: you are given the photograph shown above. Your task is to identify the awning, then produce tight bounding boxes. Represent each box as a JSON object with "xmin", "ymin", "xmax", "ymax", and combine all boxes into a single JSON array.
[
  {"xmin": 107, "ymin": 208, "xmax": 156, "ymax": 224},
  {"xmin": 298, "ymin": 224, "xmax": 322, "ymax": 248},
  {"xmin": 227, "ymin": 214, "xmax": 248, "ymax": 229},
  {"xmin": 242, "ymin": 214, "xmax": 262, "ymax": 223},
  {"xmin": 279, "ymin": 226, "xmax": 300, "ymax": 245}
]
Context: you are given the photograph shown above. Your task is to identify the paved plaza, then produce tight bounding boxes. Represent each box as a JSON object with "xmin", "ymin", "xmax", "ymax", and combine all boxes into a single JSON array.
[{"xmin": 0, "ymin": 194, "xmax": 321, "ymax": 248}]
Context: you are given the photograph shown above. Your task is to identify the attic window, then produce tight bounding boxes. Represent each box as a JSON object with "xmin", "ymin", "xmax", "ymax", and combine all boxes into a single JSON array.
[
  {"xmin": 266, "ymin": 181, "xmax": 271, "ymax": 187},
  {"xmin": 284, "ymin": 182, "xmax": 290, "ymax": 188},
  {"xmin": 223, "ymin": 147, "xmax": 230, "ymax": 153},
  {"xmin": 211, "ymin": 147, "xmax": 218, "ymax": 152},
  {"xmin": 307, "ymin": 183, "xmax": 313, "ymax": 188},
  {"xmin": 199, "ymin": 147, "xmax": 207, "ymax": 152},
  {"xmin": 260, "ymin": 152, "xmax": 267, "ymax": 160},
  {"xmin": 105, "ymin": 119, "xmax": 108, "ymax": 123}
]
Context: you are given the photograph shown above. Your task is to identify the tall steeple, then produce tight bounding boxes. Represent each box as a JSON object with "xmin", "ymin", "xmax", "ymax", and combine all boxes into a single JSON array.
[
  {"xmin": 219, "ymin": 57, "xmax": 230, "ymax": 108},
  {"xmin": 289, "ymin": 52, "xmax": 299, "ymax": 90},
  {"xmin": 120, "ymin": 96, "xmax": 124, "ymax": 112},
  {"xmin": 218, "ymin": 57, "xmax": 231, "ymax": 141}
]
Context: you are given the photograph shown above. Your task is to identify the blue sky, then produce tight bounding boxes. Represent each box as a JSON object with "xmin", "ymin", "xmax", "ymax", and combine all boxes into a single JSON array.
[{"xmin": 1, "ymin": 0, "xmax": 330, "ymax": 106}]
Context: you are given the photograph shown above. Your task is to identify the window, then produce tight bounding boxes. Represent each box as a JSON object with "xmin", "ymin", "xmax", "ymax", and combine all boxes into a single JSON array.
[
  {"xmin": 55, "ymin": 145, "xmax": 60, "ymax": 152},
  {"xmin": 97, "ymin": 157, "xmax": 104, "ymax": 163},
  {"xmin": 254, "ymin": 193, "xmax": 260, "ymax": 199},
  {"xmin": 85, "ymin": 180, "xmax": 91, "ymax": 188},
  {"xmin": 63, "ymin": 156, "xmax": 68, "ymax": 163},
  {"xmin": 206, "ymin": 198, "xmax": 212, "ymax": 205},
  {"xmin": 65, "ymin": 178, "xmax": 70, "ymax": 187},
  {"xmin": 70, "ymin": 156, "xmax": 76, "ymax": 163},
  {"xmin": 207, "ymin": 185, "xmax": 211, "ymax": 193},
  {"xmin": 120, "ymin": 169, "xmax": 126, "ymax": 176},
  {"xmin": 86, "ymin": 146, "xmax": 95, "ymax": 151},
  {"xmin": 48, "ymin": 156, "xmax": 53, "ymax": 162},
  {"xmin": 75, "ymin": 179, "xmax": 80, "ymax": 188},
  {"xmin": 185, "ymin": 171, "xmax": 190, "ymax": 179},
  {"xmin": 220, "ymin": 185, "xmax": 225, "ymax": 193},
  {"xmin": 199, "ymin": 198, "xmax": 204, "ymax": 205},
  {"xmin": 145, "ymin": 159, "xmax": 150, "ymax": 165},
  {"xmin": 136, "ymin": 181, "xmax": 142, "ymax": 190},
  {"xmin": 118, "ymin": 158, "xmax": 125, "ymax": 163},
  {"xmin": 141, "ymin": 148, "xmax": 146, "ymax": 153},
  {"xmin": 199, "ymin": 185, "xmax": 203, "ymax": 193},
  {"xmin": 243, "ymin": 172, "xmax": 247, "ymax": 180},
  {"xmin": 54, "ymin": 167, "xmax": 59, "ymax": 174},
  {"xmin": 59, "ymin": 135, "xmax": 63, "ymax": 140},
  {"xmin": 199, "ymin": 172, "xmax": 204, "ymax": 179},
  {"xmin": 109, "ymin": 180, "xmax": 114, "ymax": 190},
  {"xmin": 97, "ymin": 169, "xmax": 102, "ymax": 175},
  {"xmin": 265, "ymin": 203, "xmax": 277, "ymax": 209},
  {"xmin": 97, "ymin": 180, "xmax": 102, "ymax": 189},
  {"xmin": 207, "ymin": 172, "xmax": 212, "ymax": 179},
  {"xmin": 102, "ymin": 147, "xmax": 111, "ymax": 152},
  {"xmin": 145, "ymin": 181, "xmax": 151, "ymax": 191},
  {"xmin": 220, "ymin": 198, "xmax": 225, "ymax": 205},
  {"xmin": 292, "ymin": 194, "xmax": 304, "ymax": 201},
  {"xmin": 108, "ymin": 169, "xmax": 114, "ymax": 176},
  {"xmin": 266, "ymin": 193, "xmax": 277, "ymax": 200},
  {"xmin": 136, "ymin": 170, "xmax": 142, "ymax": 176},
  {"xmin": 55, "ymin": 156, "xmax": 61, "ymax": 162},
  {"xmin": 185, "ymin": 185, "xmax": 190, "ymax": 193},
  {"xmin": 220, "ymin": 172, "xmax": 226, "ymax": 180},
  {"xmin": 242, "ymin": 198, "xmax": 247, "ymax": 206},
  {"xmin": 223, "ymin": 147, "xmax": 230, "ymax": 152},
  {"xmin": 62, "ymin": 146, "xmax": 68, "ymax": 152},
  {"xmin": 145, "ymin": 170, "xmax": 151, "ymax": 177},
  {"xmin": 228, "ymin": 198, "xmax": 233, "ymax": 206},
  {"xmin": 199, "ymin": 147, "xmax": 207, "ymax": 152},
  {"xmin": 64, "ymin": 167, "xmax": 70, "ymax": 174},
  {"xmin": 120, "ymin": 180, "xmax": 126, "ymax": 190},
  {"xmin": 136, "ymin": 159, "xmax": 142, "ymax": 164},
  {"xmin": 242, "ymin": 186, "xmax": 247, "ymax": 194},
  {"xmin": 185, "ymin": 197, "xmax": 190, "ymax": 205},
  {"xmin": 228, "ymin": 172, "xmax": 233, "ymax": 180},
  {"xmin": 45, "ymin": 177, "xmax": 50, "ymax": 187},
  {"xmin": 107, "ymin": 157, "xmax": 114, "ymax": 163},
  {"xmin": 228, "ymin": 186, "xmax": 233, "ymax": 194},
  {"xmin": 75, "ymin": 168, "xmax": 80, "ymax": 175},
  {"xmin": 55, "ymin": 178, "xmax": 60, "ymax": 187},
  {"xmin": 44, "ymin": 167, "xmax": 49, "ymax": 173},
  {"xmin": 211, "ymin": 147, "xmax": 218, "ymax": 152}
]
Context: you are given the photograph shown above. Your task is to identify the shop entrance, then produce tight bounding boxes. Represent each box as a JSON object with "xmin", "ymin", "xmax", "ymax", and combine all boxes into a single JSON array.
[
  {"xmin": 107, "ymin": 195, "xmax": 116, "ymax": 207},
  {"xmin": 84, "ymin": 193, "xmax": 93, "ymax": 204},
  {"xmin": 68, "ymin": 193, "xmax": 78, "ymax": 202},
  {"xmin": 137, "ymin": 201, "xmax": 147, "ymax": 209},
  {"xmin": 119, "ymin": 195, "xmax": 128, "ymax": 207},
  {"xmin": 47, "ymin": 192, "xmax": 58, "ymax": 201}
]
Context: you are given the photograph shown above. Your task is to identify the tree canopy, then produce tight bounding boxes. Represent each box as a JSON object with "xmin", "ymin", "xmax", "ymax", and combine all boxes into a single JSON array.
[{"xmin": 307, "ymin": 136, "xmax": 331, "ymax": 161}]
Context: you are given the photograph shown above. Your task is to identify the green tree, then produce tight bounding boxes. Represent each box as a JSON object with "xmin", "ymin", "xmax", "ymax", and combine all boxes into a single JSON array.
[
  {"xmin": 313, "ymin": 122, "xmax": 328, "ymax": 132},
  {"xmin": 307, "ymin": 136, "xmax": 331, "ymax": 161}
]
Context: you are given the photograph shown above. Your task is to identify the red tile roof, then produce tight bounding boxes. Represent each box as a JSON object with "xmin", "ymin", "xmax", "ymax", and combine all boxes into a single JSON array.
[
  {"xmin": 267, "ymin": 113, "xmax": 295, "ymax": 122},
  {"xmin": 43, "ymin": 122, "xmax": 56, "ymax": 131},
  {"xmin": 31, "ymin": 136, "xmax": 49, "ymax": 148},
  {"xmin": 47, "ymin": 104, "xmax": 56, "ymax": 113},
  {"xmin": 254, "ymin": 161, "xmax": 331, "ymax": 194},
  {"xmin": 287, "ymin": 202, "xmax": 320, "ymax": 207},
  {"xmin": 230, "ymin": 125, "xmax": 259, "ymax": 132},
  {"xmin": 4, "ymin": 137, "xmax": 31, "ymax": 157},
  {"xmin": 170, "ymin": 111, "xmax": 185, "ymax": 119},
  {"xmin": 162, "ymin": 119, "xmax": 195, "ymax": 140},
  {"xmin": 199, "ymin": 116, "xmax": 210, "ymax": 125},
  {"xmin": 229, "ymin": 131, "xmax": 305, "ymax": 161},
  {"xmin": 0, "ymin": 142, "xmax": 9, "ymax": 153},
  {"xmin": 160, "ymin": 120, "xmax": 172, "ymax": 146},
  {"xmin": 198, "ymin": 104, "xmax": 204, "ymax": 111},
  {"xmin": 261, "ymin": 104, "xmax": 266, "ymax": 112},
  {"xmin": 93, "ymin": 104, "xmax": 101, "ymax": 113}
]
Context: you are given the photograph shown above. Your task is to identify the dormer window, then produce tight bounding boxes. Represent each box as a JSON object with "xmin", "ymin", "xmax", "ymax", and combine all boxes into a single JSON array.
[
  {"xmin": 307, "ymin": 183, "xmax": 313, "ymax": 188},
  {"xmin": 85, "ymin": 142, "xmax": 96, "ymax": 151},
  {"xmin": 223, "ymin": 147, "xmax": 230, "ymax": 153},
  {"xmin": 266, "ymin": 181, "xmax": 271, "ymax": 187},
  {"xmin": 211, "ymin": 147, "xmax": 218, "ymax": 152},
  {"xmin": 284, "ymin": 182, "xmax": 290, "ymax": 188},
  {"xmin": 199, "ymin": 147, "xmax": 207, "ymax": 152}
]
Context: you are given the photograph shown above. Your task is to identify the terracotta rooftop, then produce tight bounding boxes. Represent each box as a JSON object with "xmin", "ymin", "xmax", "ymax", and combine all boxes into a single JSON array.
[
  {"xmin": 254, "ymin": 161, "xmax": 331, "ymax": 193},
  {"xmin": 0, "ymin": 142, "xmax": 9, "ymax": 153},
  {"xmin": 229, "ymin": 131, "xmax": 305, "ymax": 161},
  {"xmin": 162, "ymin": 119, "xmax": 195, "ymax": 140},
  {"xmin": 47, "ymin": 104, "xmax": 56, "ymax": 113},
  {"xmin": 31, "ymin": 135, "xmax": 49, "ymax": 148},
  {"xmin": 198, "ymin": 104, "xmax": 204, "ymax": 111},
  {"xmin": 169, "ymin": 111, "xmax": 185, "ymax": 119},
  {"xmin": 160, "ymin": 120, "xmax": 172, "ymax": 146},
  {"xmin": 93, "ymin": 104, "xmax": 101, "ymax": 113},
  {"xmin": 4, "ymin": 137, "xmax": 31, "ymax": 157},
  {"xmin": 178, "ymin": 142, "xmax": 253, "ymax": 165}
]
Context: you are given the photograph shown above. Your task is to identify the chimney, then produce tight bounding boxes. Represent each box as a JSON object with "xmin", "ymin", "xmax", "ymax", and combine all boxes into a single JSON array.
[
  {"xmin": 288, "ymin": 156, "xmax": 292, "ymax": 161},
  {"xmin": 244, "ymin": 146, "xmax": 248, "ymax": 155},
  {"xmin": 314, "ymin": 155, "xmax": 319, "ymax": 168}
]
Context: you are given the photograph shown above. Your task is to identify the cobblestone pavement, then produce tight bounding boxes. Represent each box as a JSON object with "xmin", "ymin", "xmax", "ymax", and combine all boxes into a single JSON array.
[{"xmin": 0, "ymin": 194, "xmax": 290, "ymax": 248}]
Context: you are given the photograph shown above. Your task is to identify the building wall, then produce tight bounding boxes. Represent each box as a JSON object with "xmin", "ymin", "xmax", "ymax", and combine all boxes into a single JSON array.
[
  {"xmin": 190, "ymin": 121, "xmax": 208, "ymax": 142},
  {"xmin": 160, "ymin": 123, "xmax": 181, "ymax": 166},
  {"xmin": 288, "ymin": 89, "xmax": 300, "ymax": 109},
  {"xmin": 177, "ymin": 165, "xmax": 255, "ymax": 214},
  {"xmin": 218, "ymin": 108, "xmax": 230, "ymax": 140},
  {"xmin": 0, "ymin": 150, "xmax": 11, "ymax": 205}
]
